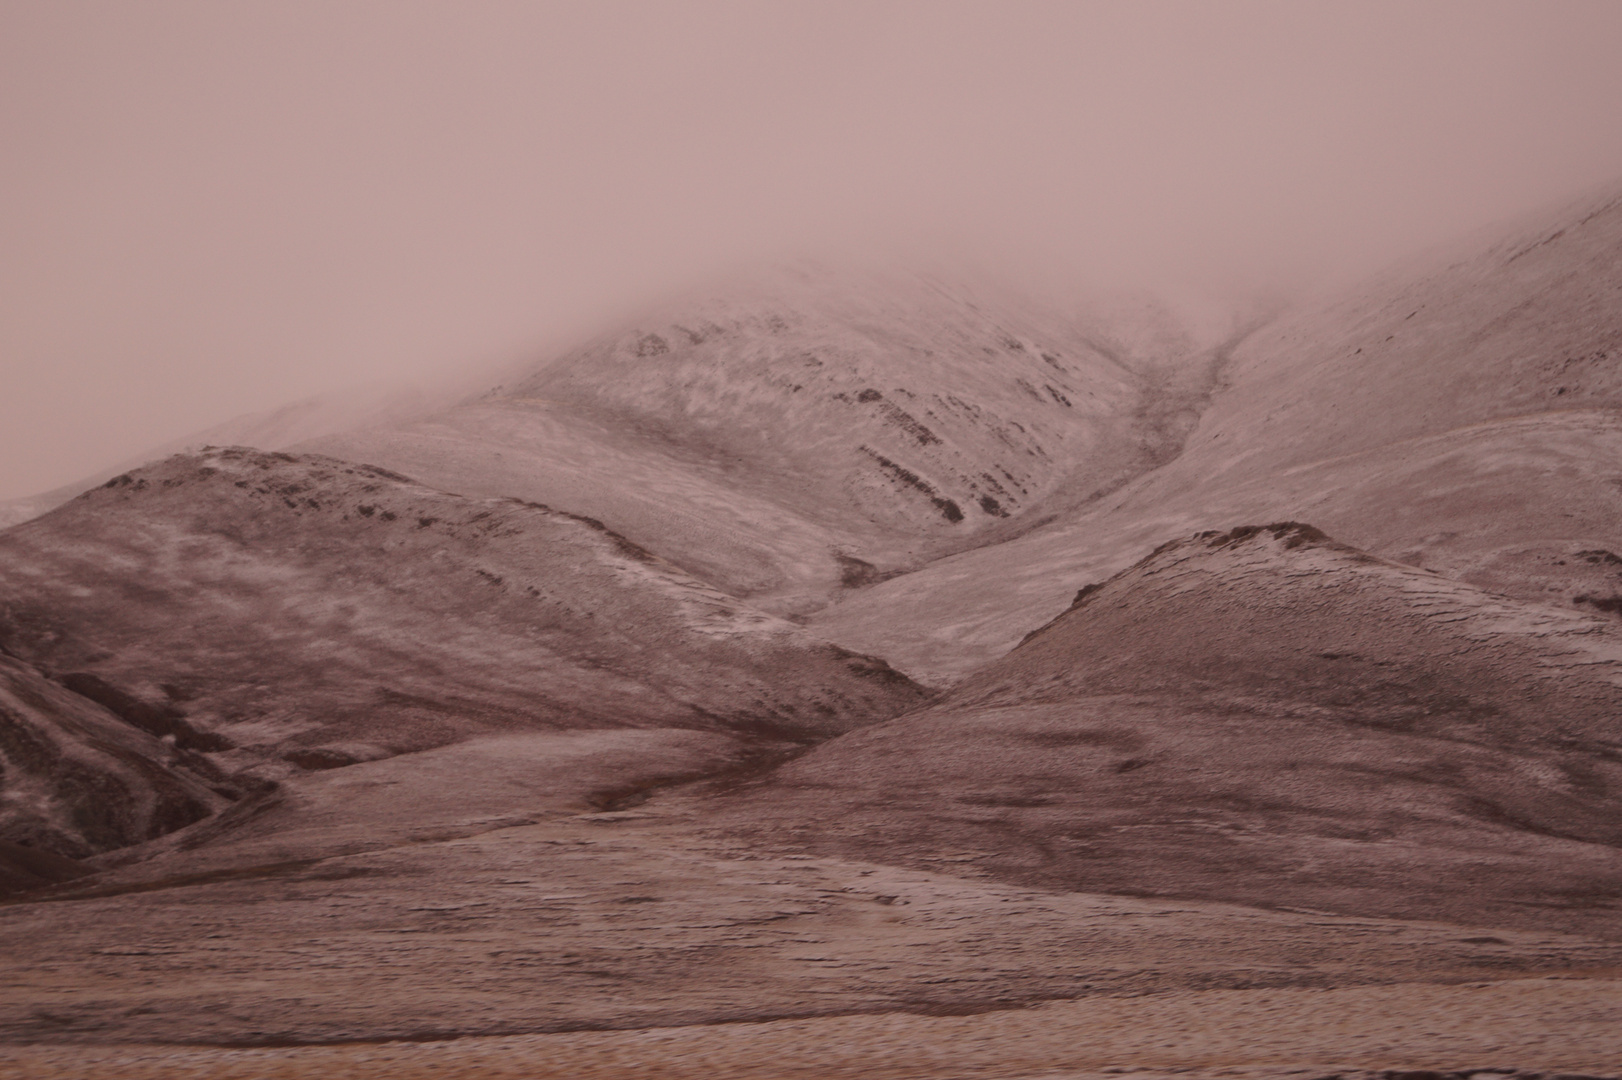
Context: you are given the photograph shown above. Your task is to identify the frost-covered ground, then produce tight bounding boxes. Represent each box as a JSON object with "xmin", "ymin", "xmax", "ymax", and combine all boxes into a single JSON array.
[{"xmin": 3, "ymin": 190, "xmax": 1622, "ymax": 1076}]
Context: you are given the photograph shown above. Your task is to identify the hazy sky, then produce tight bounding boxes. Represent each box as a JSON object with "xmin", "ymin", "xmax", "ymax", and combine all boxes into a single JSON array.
[{"xmin": 4, "ymin": 1, "xmax": 1622, "ymax": 499}]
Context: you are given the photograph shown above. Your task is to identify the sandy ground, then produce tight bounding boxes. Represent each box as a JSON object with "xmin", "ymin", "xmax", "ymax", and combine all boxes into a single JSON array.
[{"xmin": 2, "ymin": 978, "xmax": 1619, "ymax": 1079}]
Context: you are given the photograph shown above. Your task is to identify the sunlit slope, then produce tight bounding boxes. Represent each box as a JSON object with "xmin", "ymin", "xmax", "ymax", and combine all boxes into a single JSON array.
[
  {"xmin": 303, "ymin": 269, "xmax": 1188, "ymax": 613},
  {"xmin": 813, "ymin": 186, "xmax": 1622, "ymax": 682},
  {"xmin": 718, "ymin": 524, "xmax": 1622, "ymax": 935},
  {"xmin": 303, "ymin": 399, "xmax": 866, "ymax": 614},
  {"xmin": 0, "ymin": 447, "xmax": 927, "ymax": 794}
]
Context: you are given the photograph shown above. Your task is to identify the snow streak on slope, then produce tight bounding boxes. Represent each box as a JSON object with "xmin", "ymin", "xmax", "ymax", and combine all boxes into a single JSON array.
[
  {"xmin": 812, "ymin": 185, "xmax": 1622, "ymax": 682},
  {"xmin": 302, "ymin": 268, "xmax": 1224, "ymax": 615}
]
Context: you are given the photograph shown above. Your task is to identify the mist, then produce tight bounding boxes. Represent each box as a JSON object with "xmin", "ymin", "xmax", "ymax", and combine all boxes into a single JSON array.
[{"xmin": 4, "ymin": 0, "xmax": 1622, "ymax": 500}]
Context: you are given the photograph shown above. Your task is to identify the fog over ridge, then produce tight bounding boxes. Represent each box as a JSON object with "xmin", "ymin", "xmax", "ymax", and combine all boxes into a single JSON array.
[{"xmin": 4, "ymin": 1, "xmax": 1622, "ymax": 499}]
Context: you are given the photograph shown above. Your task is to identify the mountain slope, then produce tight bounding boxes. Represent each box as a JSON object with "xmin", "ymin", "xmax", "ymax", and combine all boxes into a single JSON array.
[
  {"xmin": 710, "ymin": 523, "xmax": 1622, "ymax": 935},
  {"xmin": 811, "ymin": 186, "xmax": 1622, "ymax": 682},
  {"xmin": 510, "ymin": 268, "xmax": 1149, "ymax": 530},
  {"xmin": 301, "ymin": 268, "xmax": 1221, "ymax": 614},
  {"xmin": 1193, "ymin": 183, "xmax": 1622, "ymax": 475},
  {"xmin": 0, "ymin": 447, "xmax": 927, "ymax": 800}
]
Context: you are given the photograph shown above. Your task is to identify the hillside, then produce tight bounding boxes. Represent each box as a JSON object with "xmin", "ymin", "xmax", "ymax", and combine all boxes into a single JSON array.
[
  {"xmin": 2, "ymin": 192, "xmax": 1621, "ymax": 1072},
  {"xmin": 711, "ymin": 523, "xmax": 1622, "ymax": 936},
  {"xmin": 0, "ymin": 649, "xmax": 229, "ymax": 868},
  {"xmin": 6, "ymin": 521, "xmax": 1619, "ymax": 1053},
  {"xmin": 0, "ymin": 446, "xmax": 926, "ymax": 849},
  {"xmin": 301, "ymin": 268, "xmax": 1228, "ymax": 614},
  {"xmin": 812, "ymin": 184, "xmax": 1622, "ymax": 683}
]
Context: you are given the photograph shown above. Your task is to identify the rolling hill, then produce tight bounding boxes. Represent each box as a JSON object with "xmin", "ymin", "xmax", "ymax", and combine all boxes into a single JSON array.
[
  {"xmin": 0, "ymin": 446, "xmax": 926, "ymax": 865},
  {"xmin": 711, "ymin": 522, "xmax": 1622, "ymax": 936},
  {"xmin": 1, "ymin": 185, "xmax": 1620, "ymax": 1072}
]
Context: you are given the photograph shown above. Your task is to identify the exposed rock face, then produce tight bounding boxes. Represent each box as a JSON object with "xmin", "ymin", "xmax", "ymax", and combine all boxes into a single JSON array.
[
  {"xmin": 0, "ymin": 447, "xmax": 929, "ymax": 794},
  {"xmin": 712, "ymin": 523, "xmax": 1622, "ymax": 935},
  {"xmin": 0, "ymin": 650, "xmax": 228, "ymax": 865}
]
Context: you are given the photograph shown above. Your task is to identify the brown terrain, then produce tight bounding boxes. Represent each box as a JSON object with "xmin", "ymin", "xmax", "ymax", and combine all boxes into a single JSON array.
[{"xmin": 2, "ymin": 187, "xmax": 1622, "ymax": 1078}]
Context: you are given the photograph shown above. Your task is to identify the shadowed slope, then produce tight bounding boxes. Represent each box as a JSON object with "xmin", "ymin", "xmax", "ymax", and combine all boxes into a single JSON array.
[
  {"xmin": 0, "ymin": 447, "xmax": 928, "ymax": 799},
  {"xmin": 712, "ymin": 524, "xmax": 1622, "ymax": 935},
  {"xmin": 0, "ymin": 840, "xmax": 87, "ymax": 894},
  {"xmin": 0, "ymin": 651, "xmax": 228, "ymax": 870}
]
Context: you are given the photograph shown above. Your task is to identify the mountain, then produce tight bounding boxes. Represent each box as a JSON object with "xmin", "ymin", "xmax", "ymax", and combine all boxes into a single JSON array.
[
  {"xmin": 812, "ymin": 182, "xmax": 1622, "ymax": 684},
  {"xmin": 300, "ymin": 267, "xmax": 1232, "ymax": 614},
  {"xmin": 2, "ymin": 190, "xmax": 1621, "ymax": 1070},
  {"xmin": 0, "ymin": 448, "xmax": 926, "ymax": 821},
  {"xmin": 709, "ymin": 522, "xmax": 1622, "ymax": 936}
]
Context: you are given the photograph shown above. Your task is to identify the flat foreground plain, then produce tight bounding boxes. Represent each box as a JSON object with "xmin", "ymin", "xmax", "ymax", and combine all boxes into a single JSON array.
[
  {"xmin": 4, "ymin": 810, "xmax": 1622, "ymax": 1077},
  {"xmin": 2, "ymin": 978, "xmax": 1619, "ymax": 1078}
]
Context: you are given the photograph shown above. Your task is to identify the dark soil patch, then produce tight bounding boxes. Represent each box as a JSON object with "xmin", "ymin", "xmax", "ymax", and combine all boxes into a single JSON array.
[
  {"xmin": 57, "ymin": 673, "xmax": 231, "ymax": 752},
  {"xmin": 1575, "ymin": 593, "xmax": 1622, "ymax": 615}
]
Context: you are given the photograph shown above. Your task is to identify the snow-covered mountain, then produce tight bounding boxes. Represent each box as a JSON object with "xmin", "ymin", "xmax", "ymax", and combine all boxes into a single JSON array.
[
  {"xmin": 2, "ymin": 188, "xmax": 1621, "ymax": 1054},
  {"xmin": 815, "ymin": 181, "xmax": 1622, "ymax": 683},
  {"xmin": 299, "ymin": 266, "xmax": 1229, "ymax": 614}
]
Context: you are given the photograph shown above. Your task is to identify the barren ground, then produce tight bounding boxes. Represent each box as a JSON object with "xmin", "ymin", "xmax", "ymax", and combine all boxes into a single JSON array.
[{"xmin": 5, "ymin": 800, "xmax": 1622, "ymax": 1076}]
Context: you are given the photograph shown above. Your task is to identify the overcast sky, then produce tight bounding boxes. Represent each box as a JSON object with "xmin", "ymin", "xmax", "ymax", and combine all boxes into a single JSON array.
[{"xmin": 4, "ymin": 0, "xmax": 1622, "ymax": 499}]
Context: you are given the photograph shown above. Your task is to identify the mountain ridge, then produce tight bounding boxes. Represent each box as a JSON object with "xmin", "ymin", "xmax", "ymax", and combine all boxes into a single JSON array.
[
  {"xmin": 298, "ymin": 266, "xmax": 1238, "ymax": 615},
  {"xmin": 2, "ymin": 183, "xmax": 1621, "ymax": 1064}
]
